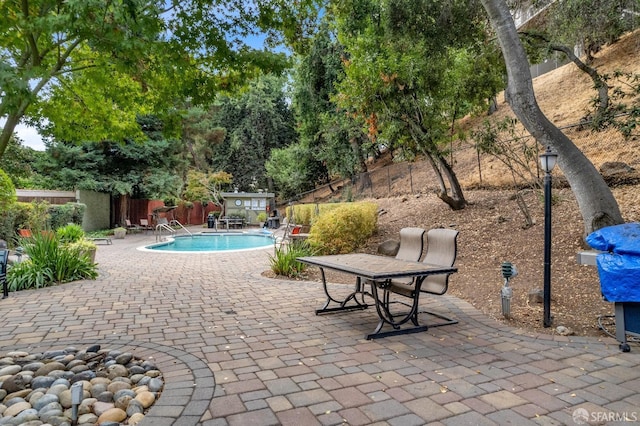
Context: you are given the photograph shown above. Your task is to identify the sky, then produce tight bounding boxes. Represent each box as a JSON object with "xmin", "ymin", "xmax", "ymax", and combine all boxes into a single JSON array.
[{"xmin": 0, "ymin": 118, "xmax": 46, "ymax": 151}]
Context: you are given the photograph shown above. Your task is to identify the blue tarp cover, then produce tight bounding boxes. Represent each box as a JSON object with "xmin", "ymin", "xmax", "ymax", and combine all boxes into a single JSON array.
[{"xmin": 586, "ymin": 223, "xmax": 640, "ymax": 302}]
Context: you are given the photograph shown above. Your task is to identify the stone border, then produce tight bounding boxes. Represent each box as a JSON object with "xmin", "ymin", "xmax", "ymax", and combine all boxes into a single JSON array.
[{"xmin": 0, "ymin": 338, "xmax": 215, "ymax": 426}]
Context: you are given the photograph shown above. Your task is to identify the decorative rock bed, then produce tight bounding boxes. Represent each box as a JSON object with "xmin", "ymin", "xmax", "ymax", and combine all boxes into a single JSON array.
[{"xmin": 0, "ymin": 345, "xmax": 163, "ymax": 425}]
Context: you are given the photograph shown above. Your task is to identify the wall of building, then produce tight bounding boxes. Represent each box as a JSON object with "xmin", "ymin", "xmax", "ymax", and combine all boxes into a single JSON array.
[{"xmin": 78, "ymin": 190, "xmax": 110, "ymax": 232}]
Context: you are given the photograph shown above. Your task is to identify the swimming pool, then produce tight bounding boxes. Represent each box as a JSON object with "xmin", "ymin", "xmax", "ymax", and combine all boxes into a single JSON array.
[{"xmin": 139, "ymin": 232, "xmax": 274, "ymax": 253}]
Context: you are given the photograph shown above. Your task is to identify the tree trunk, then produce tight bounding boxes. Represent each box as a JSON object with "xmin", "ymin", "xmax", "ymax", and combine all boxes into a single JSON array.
[
  {"xmin": 423, "ymin": 151, "xmax": 467, "ymax": 210},
  {"xmin": 0, "ymin": 113, "xmax": 20, "ymax": 158},
  {"xmin": 480, "ymin": 0, "xmax": 623, "ymax": 235}
]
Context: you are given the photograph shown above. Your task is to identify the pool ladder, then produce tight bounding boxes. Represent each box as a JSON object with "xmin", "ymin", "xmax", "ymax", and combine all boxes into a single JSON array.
[{"xmin": 155, "ymin": 219, "xmax": 192, "ymax": 242}]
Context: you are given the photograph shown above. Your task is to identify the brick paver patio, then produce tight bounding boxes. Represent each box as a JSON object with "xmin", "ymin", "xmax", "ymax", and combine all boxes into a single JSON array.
[{"xmin": 1, "ymin": 229, "xmax": 638, "ymax": 425}]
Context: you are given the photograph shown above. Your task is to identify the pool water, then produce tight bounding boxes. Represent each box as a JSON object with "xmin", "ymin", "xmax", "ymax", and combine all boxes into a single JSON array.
[{"xmin": 141, "ymin": 233, "xmax": 274, "ymax": 253}]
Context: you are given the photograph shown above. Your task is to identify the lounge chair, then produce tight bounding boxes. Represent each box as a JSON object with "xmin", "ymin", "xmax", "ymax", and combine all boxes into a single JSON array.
[
  {"xmin": 381, "ymin": 228, "xmax": 459, "ymax": 327},
  {"xmin": 139, "ymin": 219, "xmax": 153, "ymax": 233},
  {"xmin": 125, "ymin": 219, "xmax": 142, "ymax": 233}
]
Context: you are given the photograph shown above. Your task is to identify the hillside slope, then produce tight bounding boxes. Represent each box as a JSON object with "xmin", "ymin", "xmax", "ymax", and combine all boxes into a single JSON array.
[{"xmin": 300, "ymin": 30, "xmax": 640, "ymax": 338}]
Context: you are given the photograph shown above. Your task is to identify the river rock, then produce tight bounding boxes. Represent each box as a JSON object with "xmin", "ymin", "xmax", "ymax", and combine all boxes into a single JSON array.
[
  {"xmin": 4, "ymin": 389, "xmax": 31, "ymax": 400},
  {"xmin": 28, "ymin": 391, "xmax": 45, "ymax": 406},
  {"xmin": 51, "ymin": 378, "xmax": 70, "ymax": 388},
  {"xmin": 145, "ymin": 369, "xmax": 161, "ymax": 378},
  {"xmin": 0, "ymin": 365, "xmax": 22, "ymax": 376},
  {"xmin": 5, "ymin": 351, "xmax": 29, "ymax": 357},
  {"xmin": 1, "ymin": 374, "xmax": 28, "ymax": 393},
  {"xmin": 86, "ymin": 345, "xmax": 101, "ymax": 353},
  {"xmin": 106, "ymin": 364, "xmax": 128, "ymax": 379},
  {"xmin": 66, "ymin": 359, "xmax": 86, "ymax": 369},
  {"xmin": 129, "ymin": 366, "xmax": 145, "ymax": 375},
  {"xmin": 148, "ymin": 377, "xmax": 163, "ymax": 392},
  {"xmin": 34, "ymin": 362, "xmax": 66, "ymax": 377},
  {"xmin": 91, "ymin": 383, "xmax": 108, "ymax": 398},
  {"xmin": 92, "ymin": 401, "xmax": 115, "ymax": 416},
  {"xmin": 128, "ymin": 412, "xmax": 145, "ymax": 425},
  {"xmin": 69, "ymin": 370, "xmax": 96, "ymax": 385},
  {"xmin": 46, "ymin": 384, "xmax": 69, "ymax": 397},
  {"xmin": 134, "ymin": 391, "xmax": 155, "ymax": 408},
  {"xmin": 78, "ymin": 413, "xmax": 99, "ymax": 424},
  {"xmin": 78, "ymin": 397, "xmax": 97, "ymax": 415},
  {"xmin": 31, "ymin": 376, "xmax": 56, "ymax": 389},
  {"xmin": 12, "ymin": 408, "xmax": 39, "ymax": 423},
  {"xmin": 97, "ymin": 407, "xmax": 127, "ymax": 424},
  {"xmin": 107, "ymin": 381, "xmax": 130, "ymax": 394},
  {"xmin": 22, "ymin": 361, "xmax": 44, "ymax": 373},
  {"xmin": 69, "ymin": 364, "xmax": 89, "ymax": 374},
  {"xmin": 115, "ymin": 353, "xmax": 133, "ymax": 365},
  {"xmin": 114, "ymin": 394, "xmax": 133, "ymax": 411},
  {"xmin": 33, "ymin": 394, "xmax": 59, "ymax": 411},
  {"xmin": 4, "ymin": 396, "xmax": 27, "ymax": 407},
  {"xmin": 126, "ymin": 399, "xmax": 144, "ymax": 416},
  {"xmin": 97, "ymin": 391, "xmax": 114, "ymax": 402},
  {"xmin": 0, "ymin": 389, "xmax": 6, "ymax": 400},
  {"xmin": 3, "ymin": 400, "xmax": 32, "ymax": 417}
]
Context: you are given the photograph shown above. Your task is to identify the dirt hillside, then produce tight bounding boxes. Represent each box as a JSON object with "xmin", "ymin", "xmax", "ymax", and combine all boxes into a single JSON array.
[{"xmin": 299, "ymin": 30, "xmax": 640, "ymax": 338}]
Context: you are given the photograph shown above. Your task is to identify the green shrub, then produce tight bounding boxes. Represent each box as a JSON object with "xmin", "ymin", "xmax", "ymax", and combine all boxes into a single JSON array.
[
  {"xmin": 56, "ymin": 223, "xmax": 85, "ymax": 243},
  {"xmin": 285, "ymin": 203, "xmax": 345, "ymax": 225},
  {"xmin": 269, "ymin": 241, "xmax": 314, "ymax": 277},
  {"xmin": 49, "ymin": 203, "xmax": 86, "ymax": 230},
  {"xmin": 307, "ymin": 202, "xmax": 378, "ymax": 255},
  {"xmin": 7, "ymin": 231, "xmax": 98, "ymax": 291},
  {"xmin": 0, "ymin": 205, "xmax": 19, "ymax": 246},
  {"xmin": 0, "ymin": 168, "xmax": 16, "ymax": 209}
]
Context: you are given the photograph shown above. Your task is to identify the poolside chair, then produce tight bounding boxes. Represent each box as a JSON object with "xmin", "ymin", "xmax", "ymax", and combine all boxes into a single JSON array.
[
  {"xmin": 382, "ymin": 228, "xmax": 459, "ymax": 327},
  {"xmin": 125, "ymin": 219, "xmax": 142, "ymax": 233},
  {"xmin": 139, "ymin": 219, "xmax": 153, "ymax": 233}
]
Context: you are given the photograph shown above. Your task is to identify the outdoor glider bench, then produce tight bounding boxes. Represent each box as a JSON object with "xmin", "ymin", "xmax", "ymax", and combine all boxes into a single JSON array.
[{"xmin": 298, "ymin": 228, "xmax": 460, "ymax": 340}]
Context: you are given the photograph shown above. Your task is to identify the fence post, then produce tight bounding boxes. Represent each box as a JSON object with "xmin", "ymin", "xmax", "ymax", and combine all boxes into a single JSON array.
[{"xmin": 409, "ymin": 164, "xmax": 414, "ymax": 194}]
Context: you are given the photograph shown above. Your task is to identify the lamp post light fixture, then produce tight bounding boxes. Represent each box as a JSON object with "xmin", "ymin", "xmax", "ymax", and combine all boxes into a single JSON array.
[{"xmin": 540, "ymin": 146, "xmax": 558, "ymax": 327}]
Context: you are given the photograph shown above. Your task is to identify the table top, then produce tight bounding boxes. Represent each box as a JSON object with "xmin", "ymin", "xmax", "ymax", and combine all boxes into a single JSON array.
[{"xmin": 297, "ymin": 253, "xmax": 456, "ymax": 280}]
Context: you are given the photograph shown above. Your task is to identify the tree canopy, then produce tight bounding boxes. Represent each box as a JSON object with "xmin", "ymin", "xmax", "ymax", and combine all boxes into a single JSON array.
[{"xmin": 0, "ymin": 0, "xmax": 301, "ymax": 158}]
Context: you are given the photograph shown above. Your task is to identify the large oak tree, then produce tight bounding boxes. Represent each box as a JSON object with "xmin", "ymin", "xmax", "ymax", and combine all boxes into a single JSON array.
[{"xmin": 481, "ymin": 0, "xmax": 623, "ymax": 234}]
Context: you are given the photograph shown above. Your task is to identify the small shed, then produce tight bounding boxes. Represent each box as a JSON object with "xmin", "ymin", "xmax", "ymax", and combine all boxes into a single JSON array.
[{"xmin": 221, "ymin": 191, "xmax": 275, "ymax": 225}]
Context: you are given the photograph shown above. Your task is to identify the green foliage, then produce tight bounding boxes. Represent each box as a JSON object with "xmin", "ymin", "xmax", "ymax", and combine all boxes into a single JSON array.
[
  {"xmin": 546, "ymin": 0, "xmax": 639, "ymax": 61},
  {"xmin": 183, "ymin": 170, "xmax": 233, "ymax": 208},
  {"xmin": 18, "ymin": 201, "xmax": 51, "ymax": 233},
  {"xmin": 269, "ymin": 241, "xmax": 314, "ymax": 277},
  {"xmin": 471, "ymin": 117, "xmax": 541, "ymax": 187},
  {"xmin": 0, "ymin": 204, "xmax": 19, "ymax": 246},
  {"xmin": 331, "ymin": 0, "xmax": 503, "ymax": 149},
  {"xmin": 265, "ymin": 144, "xmax": 318, "ymax": 199},
  {"xmin": 207, "ymin": 75, "xmax": 297, "ymax": 192},
  {"xmin": 285, "ymin": 203, "xmax": 350, "ymax": 226},
  {"xmin": 38, "ymin": 135, "xmax": 184, "ymax": 201},
  {"xmin": 257, "ymin": 212, "xmax": 268, "ymax": 222},
  {"xmin": 0, "ymin": 168, "xmax": 16, "ymax": 209},
  {"xmin": 0, "ymin": 0, "xmax": 296, "ymax": 159},
  {"xmin": 290, "ymin": 20, "xmax": 365, "ymax": 183},
  {"xmin": 49, "ymin": 203, "xmax": 86, "ymax": 231},
  {"xmin": 7, "ymin": 232, "xmax": 98, "ymax": 291},
  {"xmin": 307, "ymin": 202, "xmax": 378, "ymax": 254},
  {"xmin": 56, "ymin": 224, "xmax": 85, "ymax": 243},
  {"xmin": 0, "ymin": 137, "xmax": 42, "ymax": 188}
]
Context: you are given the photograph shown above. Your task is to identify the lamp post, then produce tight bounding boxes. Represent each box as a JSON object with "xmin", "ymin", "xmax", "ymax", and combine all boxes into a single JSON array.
[{"xmin": 540, "ymin": 146, "xmax": 558, "ymax": 327}]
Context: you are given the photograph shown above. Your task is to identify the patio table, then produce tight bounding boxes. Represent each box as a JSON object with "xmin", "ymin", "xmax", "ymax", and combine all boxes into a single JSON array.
[{"xmin": 298, "ymin": 253, "xmax": 457, "ymax": 339}]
